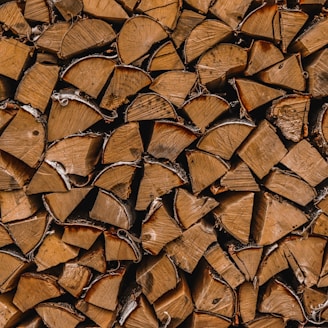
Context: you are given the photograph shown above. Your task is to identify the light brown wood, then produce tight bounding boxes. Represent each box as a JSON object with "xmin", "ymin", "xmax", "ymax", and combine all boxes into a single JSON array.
[
  {"xmin": 244, "ymin": 316, "xmax": 286, "ymax": 328},
  {"xmin": 187, "ymin": 312, "xmax": 231, "ymax": 328},
  {"xmin": 53, "ymin": 0, "xmax": 82, "ymax": 20},
  {"xmin": 302, "ymin": 286, "xmax": 327, "ymax": 321},
  {"xmin": 83, "ymin": 0, "xmax": 128, "ymax": 22},
  {"xmin": 0, "ymin": 103, "xmax": 19, "ymax": 131},
  {"xmin": 0, "ymin": 224, "xmax": 13, "ymax": 248},
  {"xmin": 77, "ymin": 240, "xmax": 106, "ymax": 273},
  {"xmin": 0, "ymin": 292, "xmax": 22, "ymax": 328},
  {"xmin": 24, "ymin": 0, "xmax": 50, "ymax": 23},
  {"xmin": 238, "ymin": 282, "xmax": 258, "ymax": 323},
  {"xmin": 318, "ymin": 249, "xmax": 328, "ymax": 287},
  {"xmin": 184, "ymin": 0, "xmax": 211, "ymax": 14}
]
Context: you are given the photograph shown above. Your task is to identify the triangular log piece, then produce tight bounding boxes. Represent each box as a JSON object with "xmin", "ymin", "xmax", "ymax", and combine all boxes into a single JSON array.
[
  {"xmin": 75, "ymin": 299, "xmax": 116, "ymax": 328},
  {"xmin": 171, "ymin": 9, "xmax": 205, "ymax": 48},
  {"xmin": 141, "ymin": 200, "xmax": 182, "ymax": 255},
  {"xmin": 312, "ymin": 213, "xmax": 328, "ymax": 237},
  {"xmin": 83, "ymin": 0, "xmax": 128, "ymax": 22},
  {"xmin": 213, "ymin": 192, "xmax": 254, "ymax": 244},
  {"xmin": 237, "ymin": 120, "xmax": 288, "ymax": 179},
  {"xmin": 252, "ymin": 192, "xmax": 308, "ymax": 246},
  {"xmin": 186, "ymin": 149, "xmax": 229, "ymax": 195},
  {"xmin": 228, "ymin": 244, "xmax": 263, "ymax": 282},
  {"xmin": 197, "ymin": 43, "xmax": 247, "ymax": 89},
  {"xmin": 77, "ymin": 241, "xmax": 106, "ymax": 273},
  {"xmin": 153, "ymin": 273, "xmax": 193, "ymax": 327},
  {"xmin": 90, "ymin": 189, "xmax": 134, "ymax": 229},
  {"xmin": 58, "ymin": 262, "xmax": 92, "ymax": 298},
  {"xmin": 116, "ymin": 0, "xmax": 138, "ymax": 11},
  {"xmin": 34, "ymin": 229, "xmax": 79, "ymax": 272},
  {"xmin": 61, "ymin": 56, "xmax": 116, "ymax": 99},
  {"xmin": 280, "ymin": 139, "xmax": 328, "ymax": 187},
  {"xmin": 258, "ymin": 279, "xmax": 305, "ymax": 323},
  {"xmin": 147, "ymin": 41, "xmax": 184, "ymax": 71},
  {"xmin": 165, "ymin": 220, "xmax": 217, "ymax": 273},
  {"xmin": 102, "ymin": 122, "xmax": 144, "ymax": 164},
  {"xmin": 302, "ymin": 286, "xmax": 327, "ymax": 320},
  {"xmin": 264, "ymin": 168, "xmax": 316, "ymax": 206},
  {"xmin": 192, "ymin": 263, "xmax": 235, "ymax": 318},
  {"xmin": 84, "ymin": 267, "xmax": 127, "ymax": 311},
  {"xmin": 35, "ymin": 302, "xmax": 85, "ymax": 328},
  {"xmin": 24, "ymin": 0, "xmax": 50, "ymax": 23},
  {"xmin": 15, "ymin": 63, "xmax": 59, "ymax": 113},
  {"xmin": 244, "ymin": 316, "xmax": 286, "ymax": 328},
  {"xmin": 147, "ymin": 121, "xmax": 197, "ymax": 162},
  {"xmin": 187, "ymin": 312, "xmax": 231, "ymax": 328},
  {"xmin": 244, "ymin": 40, "xmax": 284, "ymax": 76},
  {"xmin": 232, "ymin": 78, "xmax": 286, "ymax": 113},
  {"xmin": 53, "ymin": 0, "xmax": 82, "ymax": 20},
  {"xmin": 136, "ymin": 158, "xmax": 187, "ymax": 211},
  {"xmin": 279, "ymin": 8, "xmax": 308, "ymax": 53},
  {"xmin": 204, "ymin": 244, "xmax": 245, "ymax": 289},
  {"xmin": 174, "ymin": 187, "xmax": 219, "ymax": 229},
  {"xmin": 7, "ymin": 210, "xmax": 48, "ymax": 255},
  {"xmin": 100, "ymin": 66, "xmax": 152, "ymax": 111},
  {"xmin": 149, "ymin": 71, "xmax": 197, "ymax": 107},
  {"xmin": 117, "ymin": 15, "xmax": 167, "ymax": 65},
  {"xmin": 306, "ymin": 49, "xmax": 328, "ymax": 98},
  {"xmin": 184, "ymin": 0, "xmax": 212, "ymax": 14},
  {"xmin": 45, "ymin": 133, "xmax": 103, "ymax": 176},
  {"xmin": 13, "ymin": 273, "xmax": 63, "ymax": 312},
  {"xmin": 0, "ymin": 224, "xmax": 13, "ymax": 248},
  {"xmin": 125, "ymin": 93, "xmax": 177, "ymax": 122},
  {"xmin": 291, "ymin": 16, "xmax": 328, "ymax": 57},
  {"xmin": 209, "ymin": 0, "xmax": 253, "ymax": 29},
  {"xmin": 136, "ymin": 253, "xmax": 178, "ymax": 304},
  {"xmin": 182, "ymin": 94, "xmax": 230, "ymax": 133},
  {"xmin": 197, "ymin": 119, "xmax": 255, "ymax": 160},
  {"xmin": 0, "ymin": 108, "xmax": 45, "ymax": 168},
  {"xmin": 43, "ymin": 187, "xmax": 93, "ymax": 222},
  {"xmin": 282, "ymin": 236, "xmax": 326, "ymax": 287},
  {"xmin": 0, "ymin": 292, "xmax": 22, "ymax": 328},
  {"xmin": 184, "ymin": 20, "xmax": 232, "ymax": 63},
  {"xmin": 136, "ymin": 0, "xmax": 181, "ymax": 30},
  {"xmin": 238, "ymin": 282, "xmax": 258, "ymax": 323}
]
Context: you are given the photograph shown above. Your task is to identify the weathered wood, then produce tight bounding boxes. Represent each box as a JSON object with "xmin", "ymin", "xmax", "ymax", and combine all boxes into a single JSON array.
[
  {"xmin": 77, "ymin": 241, "xmax": 106, "ymax": 273},
  {"xmin": 0, "ymin": 292, "xmax": 22, "ymax": 328},
  {"xmin": 184, "ymin": 0, "xmax": 211, "ymax": 14},
  {"xmin": 53, "ymin": 0, "xmax": 82, "ymax": 20},
  {"xmin": 238, "ymin": 282, "xmax": 258, "ymax": 323},
  {"xmin": 0, "ymin": 223, "xmax": 13, "ymax": 248},
  {"xmin": 244, "ymin": 316, "xmax": 286, "ymax": 328},
  {"xmin": 24, "ymin": 0, "xmax": 50, "ymax": 23},
  {"xmin": 187, "ymin": 312, "xmax": 231, "ymax": 328},
  {"xmin": 83, "ymin": 0, "xmax": 128, "ymax": 22}
]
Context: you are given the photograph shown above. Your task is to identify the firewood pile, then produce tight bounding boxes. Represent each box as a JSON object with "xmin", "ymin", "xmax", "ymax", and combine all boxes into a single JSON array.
[{"xmin": 1, "ymin": 0, "xmax": 328, "ymax": 327}]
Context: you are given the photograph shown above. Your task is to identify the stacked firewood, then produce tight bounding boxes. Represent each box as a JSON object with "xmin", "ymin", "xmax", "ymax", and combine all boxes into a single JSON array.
[{"xmin": 0, "ymin": 0, "xmax": 328, "ymax": 327}]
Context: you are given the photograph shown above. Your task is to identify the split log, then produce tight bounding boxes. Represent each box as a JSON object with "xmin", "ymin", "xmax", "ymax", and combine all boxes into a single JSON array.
[
  {"xmin": 244, "ymin": 316, "xmax": 286, "ymax": 328},
  {"xmin": 312, "ymin": 212, "xmax": 328, "ymax": 237},
  {"xmin": 53, "ymin": 0, "xmax": 82, "ymax": 20},
  {"xmin": 83, "ymin": 0, "xmax": 128, "ymax": 22},
  {"xmin": 302, "ymin": 286, "xmax": 328, "ymax": 321},
  {"xmin": 184, "ymin": 0, "xmax": 212, "ymax": 14},
  {"xmin": 186, "ymin": 312, "xmax": 231, "ymax": 328},
  {"xmin": 77, "ymin": 240, "xmax": 106, "ymax": 273},
  {"xmin": 0, "ymin": 223, "xmax": 13, "ymax": 248},
  {"xmin": 0, "ymin": 292, "xmax": 22, "ymax": 328},
  {"xmin": 24, "ymin": 0, "xmax": 50, "ymax": 23},
  {"xmin": 238, "ymin": 282, "xmax": 258, "ymax": 323}
]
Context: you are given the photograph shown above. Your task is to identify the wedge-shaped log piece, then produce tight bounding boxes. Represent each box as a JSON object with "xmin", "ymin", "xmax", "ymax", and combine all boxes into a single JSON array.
[
  {"xmin": 209, "ymin": 0, "xmax": 253, "ymax": 29},
  {"xmin": 291, "ymin": 16, "xmax": 328, "ymax": 57},
  {"xmin": 239, "ymin": 282, "xmax": 258, "ymax": 323},
  {"xmin": 253, "ymin": 192, "xmax": 308, "ymax": 246},
  {"xmin": 15, "ymin": 63, "xmax": 59, "ymax": 113},
  {"xmin": 120, "ymin": 0, "xmax": 138, "ymax": 11},
  {"xmin": 187, "ymin": 312, "xmax": 231, "ymax": 328},
  {"xmin": 186, "ymin": 149, "xmax": 229, "ymax": 195},
  {"xmin": 0, "ymin": 189, "xmax": 41, "ymax": 223},
  {"xmin": 281, "ymin": 139, "xmax": 328, "ymax": 187},
  {"xmin": 136, "ymin": 0, "xmax": 180, "ymax": 29},
  {"xmin": 0, "ymin": 292, "xmax": 22, "ymax": 328},
  {"xmin": 171, "ymin": 9, "xmax": 205, "ymax": 48},
  {"xmin": 264, "ymin": 168, "xmax": 316, "ymax": 206},
  {"xmin": 313, "ymin": 104, "xmax": 328, "ymax": 156},
  {"xmin": 85, "ymin": 267, "xmax": 126, "ymax": 311},
  {"xmin": 53, "ymin": 0, "xmax": 82, "ymax": 20},
  {"xmin": 90, "ymin": 189, "xmax": 134, "ymax": 229},
  {"xmin": 125, "ymin": 93, "xmax": 177, "ymax": 122},
  {"xmin": 13, "ymin": 273, "xmax": 63, "ymax": 312},
  {"xmin": 237, "ymin": 120, "xmax": 287, "ymax": 179},
  {"xmin": 197, "ymin": 44, "xmax": 247, "ymax": 89},
  {"xmin": 34, "ymin": 230, "xmax": 79, "ymax": 272},
  {"xmin": 174, "ymin": 188, "xmax": 219, "ymax": 229},
  {"xmin": 165, "ymin": 220, "xmax": 217, "ymax": 273},
  {"xmin": 197, "ymin": 119, "xmax": 255, "ymax": 160},
  {"xmin": 318, "ymin": 250, "xmax": 328, "ymax": 287},
  {"xmin": 43, "ymin": 187, "xmax": 92, "ymax": 222},
  {"xmin": 312, "ymin": 212, "xmax": 328, "ymax": 237},
  {"xmin": 76, "ymin": 299, "xmax": 115, "ymax": 328},
  {"xmin": 24, "ymin": 0, "xmax": 50, "ymax": 23},
  {"xmin": 36, "ymin": 302, "xmax": 85, "ymax": 328},
  {"xmin": 282, "ymin": 236, "xmax": 326, "ymax": 287},
  {"xmin": 83, "ymin": 0, "xmax": 128, "ymax": 22},
  {"xmin": 141, "ymin": 200, "xmax": 182, "ymax": 255},
  {"xmin": 103, "ymin": 122, "xmax": 143, "ymax": 164},
  {"xmin": 232, "ymin": 78, "xmax": 286, "ymax": 113},
  {"xmin": 100, "ymin": 66, "xmax": 152, "ymax": 111},
  {"xmin": 205, "ymin": 244, "xmax": 245, "ymax": 289},
  {"xmin": 184, "ymin": 20, "xmax": 232, "ymax": 63},
  {"xmin": 62, "ymin": 56, "xmax": 116, "ymax": 99},
  {"xmin": 118, "ymin": 15, "xmax": 167, "ymax": 65},
  {"xmin": 94, "ymin": 163, "xmax": 137, "ymax": 200},
  {"xmin": 213, "ymin": 192, "xmax": 254, "ymax": 244},
  {"xmin": 149, "ymin": 71, "xmax": 197, "ymax": 107},
  {"xmin": 302, "ymin": 286, "xmax": 327, "ymax": 320},
  {"xmin": 148, "ymin": 41, "xmax": 184, "ymax": 71},
  {"xmin": 147, "ymin": 121, "xmax": 197, "ymax": 161},
  {"xmin": 244, "ymin": 40, "xmax": 284, "ymax": 76},
  {"xmin": 46, "ymin": 133, "xmax": 103, "ymax": 176},
  {"xmin": 0, "ymin": 109, "xmax": 45, "ymax": 168},
  {"xmin": 259, "ymin": 280, "xmax": 305, "ymax": 323},
  {"xmin": 153, "ymin": 273, "xmax": 193, "ymax": 327},
  {"xmin": 7, "ymin": 211, "xmax": 48, "ymax": 255},
  {"xmin": 244, "ymin": 316, "xmax": 286, "ymax": 328},
  {"xmin": 136, "ymin": 158, "xmax": 187, "ymax": 211},
  {"xmin": 192, "ymin": 263, "xmax": 235, "ymax": 318},
  {"xmin": 306, "ymin": 49, "xmax": 328, "ymax": 98},
  {"xmin": 78, "ymin": 241, "xmax": 106, "ymax": 273},
  {"xmin": 184, "ymin": 0, "xmax": 211, "ymax": 14},
  {"xmin": 0, "ymin": 224, "xmax": 13, "ymax": 248},
  {"xmin": 182, "ymin": 95, "xmax": 230, "ymax": 133}
]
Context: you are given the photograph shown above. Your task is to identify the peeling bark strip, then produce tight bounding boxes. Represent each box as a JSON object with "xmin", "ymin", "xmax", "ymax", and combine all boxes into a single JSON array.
[{"xmin": 0, "ymin": 1, "xmax": 328, "ymax": 327}]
